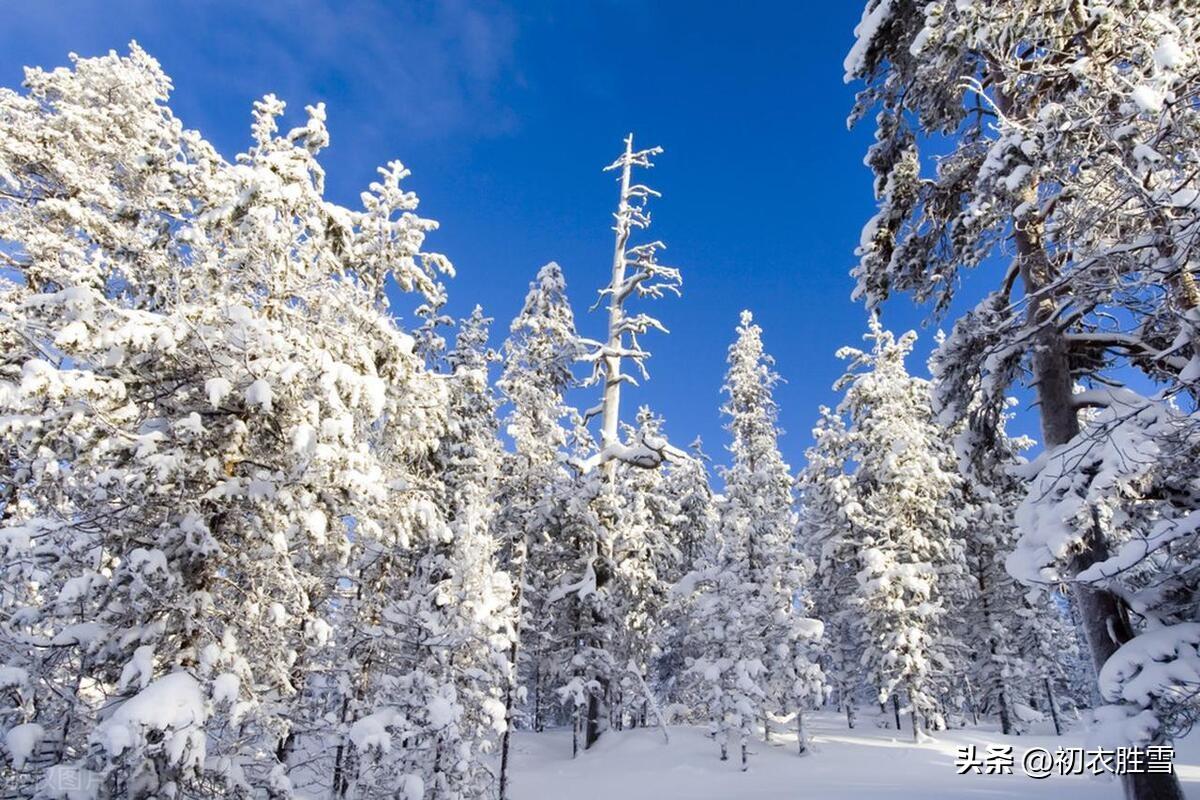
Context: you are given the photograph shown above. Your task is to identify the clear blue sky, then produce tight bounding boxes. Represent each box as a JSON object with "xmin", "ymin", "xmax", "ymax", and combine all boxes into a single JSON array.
[{"xmin": 1, "ymin": 1, "xmax": 956, "ymax": 471}]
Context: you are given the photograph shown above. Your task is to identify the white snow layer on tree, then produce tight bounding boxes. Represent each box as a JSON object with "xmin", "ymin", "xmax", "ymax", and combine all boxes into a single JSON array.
[
  {"xmin": 4, "ymin": 723, "xmax": 45, "ymax": 769},
  {"xmin": 843, "ymin": 0, "xmax": 894, "ymax": 81},
  {"xmin": 94, "ymin": 671, "xmax": 207, "ymax": 768}
]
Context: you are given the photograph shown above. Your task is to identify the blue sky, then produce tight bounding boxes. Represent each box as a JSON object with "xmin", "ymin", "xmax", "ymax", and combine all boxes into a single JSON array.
[{"xmin": 1, "ymin": 1, "xmax": 957, "ymax": 471}]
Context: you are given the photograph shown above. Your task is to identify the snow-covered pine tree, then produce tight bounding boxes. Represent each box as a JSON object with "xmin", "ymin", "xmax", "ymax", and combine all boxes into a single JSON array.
[
  {"xmin": 551, "ymin": 455, "xmax": 618, "ymax": 756},
  {"xmin": 948, "ymin": 395, "xmax": 1082, "ymax": 735},
  {"xmin": 819, "ymin": 319, "xmax": 964, "ymax": 740},
  {"xmin": 0, "ymin": 46, "xmax": 451, "ymax": 798},
  {"xmin": 557, "ymin": 135, "xmax": 687, "ymax": 752},
  {"xmin": 798, "ymin": 407, "xmax": 863, "ymax": 730},
  {"xmin": 662, "ymin": 440, "xmax": 718, "ymax": 585},
  {"xmin": 846, "ymin": 5, "xmax": 1198, "ymax": 793},
  {"xmin": 609, "ymin": 409, "xmax": 681, "ymax": 734},
  {"xmin": 493, "ymin": 262, "xmax": 582, "ymax": 797},
  {"xmin": 679, "ymin": 502, "xmax": 762, "ymax": 768},
  {"xmin": 1009, "ymin": 388, "xmax": 1200, "ymax": 752},
  {"xmin": 324, "ymin": 306, "xmax": 508, "ymax": 800},
  {"xmin": 683, "ymin": 312, "xmax": 825, "ymax": 767},
  {"xmin": 656, "ymin": 440, "xmax": 719, "ymax": 714},
  {"xmin": 404, "ymin": 307, "xmax": 512, "ymax": 800}
]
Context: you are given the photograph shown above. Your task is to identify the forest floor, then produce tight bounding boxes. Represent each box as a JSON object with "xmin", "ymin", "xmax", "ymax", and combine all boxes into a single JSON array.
[{"xmin": 508, "ymin": 707, "xmax": 1200, "ymax": 799}]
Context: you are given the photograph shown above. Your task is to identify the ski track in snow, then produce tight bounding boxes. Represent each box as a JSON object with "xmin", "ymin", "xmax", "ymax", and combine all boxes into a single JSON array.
[{"xmin": 509, "ymin": 710, "xmax": 1200, "ymax": 799}]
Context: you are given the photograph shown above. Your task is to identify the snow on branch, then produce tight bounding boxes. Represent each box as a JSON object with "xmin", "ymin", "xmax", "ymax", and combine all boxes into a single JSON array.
[
  {"xmin": 583, "ymin": 133, "xmax": 683, "ymax": 472},
  {"xmin": 569, "ymin": 430, "xmax": 688, "ymax": 475}
]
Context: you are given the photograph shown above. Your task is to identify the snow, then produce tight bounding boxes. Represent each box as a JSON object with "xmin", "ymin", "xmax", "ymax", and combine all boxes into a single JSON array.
[
  {"xmin": 117, "ymin": 644, "xmax": 155, "ymax": 691},
  {"xmin": 349, "ymin": 708, "xmax": 404, "ymax": 753},
  {"xmin": 94, "ymin": 671, "xmax": 207, "ymax": 768},
  {"xmin": 1097, "ymin": 623, "xmax": 1200, "ymax": 707},
  {"xmin": 427, "ymin": 695, "xmax": 458, "ymax": 728},
  {"xmin": 56, "ymin": 572, "xmax": 104, "ymax": 607},
  {"xmin": 204, "ymin": 376, "xmax": 232, "ymax": 408},
  {"xmin": 40, "ymin": 765, "xmax": 100, "ymax": 800},
  {"xmin": 1154, "ymin": 34, "xmax": 1186, "ymax": 70},
  {"xmin": 1170, "ymin": 188, "xmax": 1199, "ymax": 209},
  {"xmin": 794, "ymin": 618, "xmax": 824, "ymax": 639},
  {"xmin": 507, "ymin": 711, "xmax": 1200, "ymax": 799},
  {"xmin": 5, "ymin": 722, "xmax": 45, "ymax": 769},
  {"xmin": 212, "ymin": 672, "xmax": 240, "ymax": 706},
  {"xmin": 51, "ymin": 622, "xmax": 105, "ymax": 647},
  {"xmin": 1076, "ymin": 512, "xmax": 1200, "ymax": 583},
  {"xmin": 1132, "ymin": 143, "xmax": 1163, "ymax": 164},
  {"xmin": 399, "ymin": 774, "xmax": 425, "ymax": 800},
  {"xmin": 245, "ymin": 378, "xmax": 274, "ymax": 412},
  {"xmin": 0, "ymin": 665, "xmax": 29, "ymax": 690},
  {"xmin": 1131, "ymin": 85, "xmax": 1164, "ymax": 114},
  {"xmin": 843, "ymin": 0, "xmax": 894, "ymax": 81}
]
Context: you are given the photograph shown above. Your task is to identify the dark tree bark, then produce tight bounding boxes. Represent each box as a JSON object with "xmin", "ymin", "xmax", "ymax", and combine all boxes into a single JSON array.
[{"xmin": 1044, "ymin": 677, "xmax": 1062, "ymax": 737}]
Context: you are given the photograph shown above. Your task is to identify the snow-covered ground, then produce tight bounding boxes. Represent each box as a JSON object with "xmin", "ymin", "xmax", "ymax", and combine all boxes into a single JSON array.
[{"xmin": 508, "ymin": 709, "xmax": 1200, "ymax": 799}]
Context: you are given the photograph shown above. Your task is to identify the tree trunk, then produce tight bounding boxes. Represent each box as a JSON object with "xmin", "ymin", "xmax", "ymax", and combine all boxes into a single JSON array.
[
  {"xmin": 572, "ymin": 711, "xmax": 580, "ymax": 759},
  {"xmin": 997, "ymin": 686, "xmax": 1013, "ymax": 737},
  {"xmin": 498, "ymin": 534, "xmax": 528, "ymax": 800},
  {"xmin": 740, "ymin": 737, "xmax": 748, "ymax": 772},
  {"xmin": 1044, "ymin": 677, "xmax": 1062, "ymax": 737},
  {"xmin": 586, "ymin": 692, "xmax": 602, "ymax": 749},
  {"xmin": 599, "ymin": 135, "xmax": 635, "ymax": 482},
  {"xmin": 332, "ymin": 695, "xmax": 350, "ymax": 798},
  {"xmin": 964, "ymin": 676, "xmax": 979, "ymax": 726},
  {"xmin": 892, "ymin": 694, "xmax": 901, "ymax": 732},
  {"xmin": 845, "ymin": 700, "xmax": 855, "ymax": 730},
  {"xmin": 796, "ymin": 710, "xmax": 808, "ymax": 756},
  {"xmin": 762, "ymin": 711, "xmax": 771, "ymax": 743},
  {"xmin": 533, "ymin": 660, "xmax": 544, "ymax": 732},
  {"xmin": 906, "ymin": 682, "xmax": 922, "ymax": 742}
]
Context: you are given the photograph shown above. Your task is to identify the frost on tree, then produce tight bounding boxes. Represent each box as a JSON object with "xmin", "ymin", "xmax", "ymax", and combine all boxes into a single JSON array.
[
  {"xmin": 1008, "ymin": 388, "xmax": 1200, "ymax": 748},
  {"xmin": 0, "ymin": 45, "xmax": 463, "ymax": 798},
  {"xmin": 845, "ymin": 3, "xmax": 1199, "ymax": 795}
]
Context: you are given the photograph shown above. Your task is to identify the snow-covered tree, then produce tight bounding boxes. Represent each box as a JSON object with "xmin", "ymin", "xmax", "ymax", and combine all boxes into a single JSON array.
[
  {"xmin": 798, "ymin": 407, "xmax": 863, "ymax": 729},
  {"xmin": 577, "ymin": 134, "xmax": 683, "ymax": 475},
  {"xmin": 1009, "ymin": 388, "xmax": 1200, "ymax": 751},
  {"xmin": 846, "ymin": 4, "xmax": 1198, "ymax": 793},
  {"xmin": 406, "ymin": 307, "xmax": 512, "ymax": 800},
  {"xmin": 655, "ymin": 441, "xmax": 719, "ymax": 713},
  {"xmin": 811, "ymin": 319, "xmax": 963, "ymax": 739},
  {"xmin": 682, "ymin": 312, "xmax": 824, "ymax": 766},
  {"xmin": 948, "ymin": 394, "xmax": 1083, "ymax": 735},
  {"xmin": 609, "ymin": 408, "xmax": 682, "ymax": 732},
  {"xmin": 493, "ymin": 262, "xmax": 582, "ymax": 796},
  {"xmin": 555, "ymin": 135, "xmax": 689, "ymax": 752},
  {"xmin": 551, "ymin": 459, "xmax": 618, "ymax": 755},
  {"xmin": 0, "ymin": 45, "xmax": 451, "ymax": 798}
]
